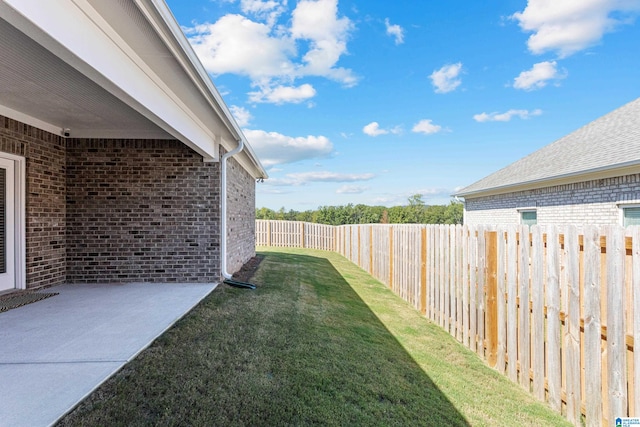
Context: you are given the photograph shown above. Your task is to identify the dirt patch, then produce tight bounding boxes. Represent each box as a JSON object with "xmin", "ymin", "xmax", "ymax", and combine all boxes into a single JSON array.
[{"xmin": 231, "ymin": 254, "xmax": 265, "ymax": 283}]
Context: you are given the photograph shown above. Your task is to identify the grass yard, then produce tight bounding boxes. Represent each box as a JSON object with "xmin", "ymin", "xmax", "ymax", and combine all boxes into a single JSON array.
[{"xmin": 58, "ymin": 248, "xmax": 569, "ymax": 426}]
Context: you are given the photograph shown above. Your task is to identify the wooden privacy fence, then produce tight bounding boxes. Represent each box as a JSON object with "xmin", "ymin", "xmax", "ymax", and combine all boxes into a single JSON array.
[
  {"xmin": 256, "ymin": 220, "xmax": 336, "ymax": 251},
  {"xmin": 256, "ymin": 220, "xmax": 640, "ymax": 426}
]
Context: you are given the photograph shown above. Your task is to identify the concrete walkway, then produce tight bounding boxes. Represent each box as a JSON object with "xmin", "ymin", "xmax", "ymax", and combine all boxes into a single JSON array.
[{"xmin": 0, "ymin": 282, "xmax": 217, "ymax": 427}]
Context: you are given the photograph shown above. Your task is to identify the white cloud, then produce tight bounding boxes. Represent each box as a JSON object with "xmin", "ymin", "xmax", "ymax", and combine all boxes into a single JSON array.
[
  {"xmin": 473, "ymin": 109, "xmax": 543, "ymax": 122},
  {"xmin": 184, "ymin": 0, "xmax": 357, "ymax": 104},
  {"xmin": 429, "ymin": 63, "xmax": 463, "ymax": 93},
  {"xmin": 362, "ymin": 122, "xmax": 402, "ymax": 137},
  {"xmin": 288, "ymin": 171, "xmax": 375, "ymax": 183},
  {"xmin": 385, "ymin": 18, "xmax": 405, "ymax": 44},
  {"xmin": 229, "ymin": 105, "xmax": 252, "ymax": 127},
  {"xmin": 248, "ymin": 83, "xmax": 317, "ymax": 104},
  {"xmin": 513, "ymin": 61, "xmax": 567, "ymax": 90},
  {"xmin": 412, "ymin": 119, "xmax": 442, "ymax": 135},
  {"xmin": 244, "ymin": 129, "xmax": 333, "ymax": 166},
  {"xmin": 290, "ymin": 0, "xmax": 357, "ymax": 86},
  {"xmin": 187, "ymin": 15, "xmax": 296, "ymax": 80},
  {"xmin": 337, "ymin": 185, "xmax": 369, "ymax": 194},
  {"xmin": 512, "ymin": 0, "xmax": 640, "ymax": 57},
  {"xmin": 239, "ymin": 0, "xmax": 287, "ymax": 24},
  {"xmin": 363, "ymin": 122, "xmax": 387, "ymax": 136},
  {"xmin": 266, "ymin": 171, "xmax": 375, "ymax": 186},
  {"xmin": 373, "ymin": 188, "xmax": 450, "ymax": 206}
]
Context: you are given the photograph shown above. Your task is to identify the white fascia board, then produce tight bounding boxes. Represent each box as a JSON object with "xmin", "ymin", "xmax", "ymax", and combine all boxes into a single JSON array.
[
  {"xmin": 143, "ymin": 0, "xmax": 267, "ymax": 177},
  {"xmin": 2, "ymin": 0, "xmax": 218, "ymax": 161}
]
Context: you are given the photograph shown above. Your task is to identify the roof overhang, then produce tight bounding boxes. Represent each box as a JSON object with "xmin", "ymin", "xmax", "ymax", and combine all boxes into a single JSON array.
[
  {"xmin": 455, "ymin": 161, "xmax": 640, "ymax": 199},
  {"xmin": 0, "ymin": 0, "xmax": 267, "ymax": 178}
]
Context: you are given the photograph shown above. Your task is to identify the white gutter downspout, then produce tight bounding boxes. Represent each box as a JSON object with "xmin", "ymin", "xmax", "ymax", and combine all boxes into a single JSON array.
[{"xmin": 220, "ymin": 137, "xmax": 244, "ymax": 281}]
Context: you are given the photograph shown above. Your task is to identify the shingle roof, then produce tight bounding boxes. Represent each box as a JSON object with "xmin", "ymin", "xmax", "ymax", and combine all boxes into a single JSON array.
[{"xmin": 455, "ymin": 97, "xmax": 640, "ymax": 197}]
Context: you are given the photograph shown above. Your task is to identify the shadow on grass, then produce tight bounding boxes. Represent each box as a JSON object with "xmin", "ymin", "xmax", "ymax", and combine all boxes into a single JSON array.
[
  {"xmin": 249, "ymin": 251, "xmax": 472, "ymax": 426},
  {"xmin": 61, "ymin": 249, "xmax": 557, "ymax": 426}
]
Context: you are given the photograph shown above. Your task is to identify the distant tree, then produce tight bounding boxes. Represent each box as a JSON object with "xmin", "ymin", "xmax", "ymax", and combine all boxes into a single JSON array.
[
  {"xmin": 255, "ymin": 197, "xmax": 463, "ymax": 226},
  {"xmin": 380, "ymin": 209, "xmax": 389, "ymax": 224},
  {"xmin": 444, "ymin": 201, "xmax": 464, "ymax": 224},
  {"xmin": 406, "ymin": 194, "xmax": 426, "ymax": 223},
  {"xmin": 423, "ymin": 205, "xmax": 445, "ymax": 224},
  {"xmin": 256, "ymin": 207, "xmax": 276, "ymax": 220},
  {"xmin": 295, "ymin": 210, "xmax": 314, "ymax": 222},
  {"xmin": 387, "ymin": 205, "xmax": 409, "ymax": 223}
]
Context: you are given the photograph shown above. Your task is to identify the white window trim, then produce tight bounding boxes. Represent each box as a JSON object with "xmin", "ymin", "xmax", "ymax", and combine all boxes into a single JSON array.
[
  {"xmin": 517, "ymin": 207, "xmax": 537, "ymax": 225},
  {"xmin": 0, "ymin": 152, "xmax": 26, "ymax": 290},
  {"xmin": 617, "ymin": 202, "xmax": 640, "ymax": 226}
]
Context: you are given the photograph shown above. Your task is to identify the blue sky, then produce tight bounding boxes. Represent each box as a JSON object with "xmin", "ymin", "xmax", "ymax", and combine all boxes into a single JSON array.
[{"xmin": 165, "ymin": 0, "xmax": 640, "ymax": 211}]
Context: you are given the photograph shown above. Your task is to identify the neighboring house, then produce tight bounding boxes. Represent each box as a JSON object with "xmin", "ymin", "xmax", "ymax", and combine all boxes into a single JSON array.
[
  {"xmin": 0, "ymin": 0, "xmax": 267, "ymax": 294},
  {"xmin": 455, "ymin": 97, "xmax": 640, "ymax": 226}
]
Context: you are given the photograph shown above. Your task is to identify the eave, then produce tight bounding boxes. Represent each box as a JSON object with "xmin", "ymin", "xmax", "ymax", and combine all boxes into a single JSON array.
[
  {"xmin": 454, "ymin": 161, "xmax": 640, "ymax": 199},
  {"xmin": 0, "ymin": 0, "xmax": 267, "ymax": 178}
]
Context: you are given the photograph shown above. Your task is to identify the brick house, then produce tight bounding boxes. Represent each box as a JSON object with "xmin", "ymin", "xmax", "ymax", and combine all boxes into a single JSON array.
[
  {"xmin": 455, "ymin": 97, "xmax": 640, "ymax": 226},
  {"xmin": 0, "ymin": 0, "xmax": 267, "ymax": 294}
]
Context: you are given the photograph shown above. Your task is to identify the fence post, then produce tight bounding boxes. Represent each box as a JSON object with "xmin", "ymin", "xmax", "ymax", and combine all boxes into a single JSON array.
[
  {"xmin": 369, "ymin": 226, "xmax": 374, "ymax": 275},
  {"xmin": 300, "ymin": 222, "xmax": 305, "ymax": 248},
  {"xmin": 421, "ymin": 227, "xmax": 427, "ymax": 315},
  {"xmin": 485, "ymin": 230, "xmax": 498, "ymax": 368},
  {"xmin": 358, "ymin": 226, "xmax": 362, "ymax": 267},
  {"xmin": 267, "ymin": 221, "xmax": 272, "ymax": 247},
  {"xmin": 389, "ymin": 226, "xmax": 394, "ymax": 289}
]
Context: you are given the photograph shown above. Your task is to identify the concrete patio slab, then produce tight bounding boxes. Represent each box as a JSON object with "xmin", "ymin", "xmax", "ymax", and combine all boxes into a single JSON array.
[{"xmin": 0, "ymin": 282, "xmax": 217, "ymax": 427}]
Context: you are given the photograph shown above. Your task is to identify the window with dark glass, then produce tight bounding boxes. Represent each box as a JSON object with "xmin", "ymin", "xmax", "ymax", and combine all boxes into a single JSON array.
[{"xmin": 521, "ymin": 210, "xmax": 537, "ymax": 226}]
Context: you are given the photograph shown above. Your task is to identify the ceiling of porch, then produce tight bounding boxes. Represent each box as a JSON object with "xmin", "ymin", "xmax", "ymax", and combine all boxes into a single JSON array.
[{"xmin": 0, "ymin": 15, "xmax": 172, "ymax": 140}]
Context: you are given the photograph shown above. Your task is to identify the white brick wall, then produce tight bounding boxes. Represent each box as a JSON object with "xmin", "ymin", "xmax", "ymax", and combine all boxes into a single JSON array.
[{"xmin": 464, "ymin": 173, "xmax": 640, "ymax": 225}]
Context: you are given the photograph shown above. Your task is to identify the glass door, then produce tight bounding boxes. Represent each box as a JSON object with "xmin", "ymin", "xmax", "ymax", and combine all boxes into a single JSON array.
[{"xmin": 0, "ymin": 157, "xmax": 15, "ymax": 292}]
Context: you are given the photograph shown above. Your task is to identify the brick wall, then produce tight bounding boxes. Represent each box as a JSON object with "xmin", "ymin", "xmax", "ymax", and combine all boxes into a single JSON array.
[
  {"xmin": 464, "ymin": 173, "xmax": 640, "ymax": 225},
  {"xmin": 224, "ymin": 150, "xmax": 256, "ymax": 274},
  {"xmin": 0, "ymin": 115, "xmax": 66, "ymax": 290},
  {"xmin": 66, "ymin": 139, "xmax": 221, "ymax": 283}
]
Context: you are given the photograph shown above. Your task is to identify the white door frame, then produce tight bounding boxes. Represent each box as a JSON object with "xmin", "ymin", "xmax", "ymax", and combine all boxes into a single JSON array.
[{"xmin": 0, "ymin": 152, "xmax": 26, "ymax": 291}]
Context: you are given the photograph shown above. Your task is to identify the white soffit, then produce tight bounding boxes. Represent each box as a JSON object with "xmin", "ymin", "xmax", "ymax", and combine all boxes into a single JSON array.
[{"xmin": 0, "ymin": 0, "xmax": 234, "ymax": 161}]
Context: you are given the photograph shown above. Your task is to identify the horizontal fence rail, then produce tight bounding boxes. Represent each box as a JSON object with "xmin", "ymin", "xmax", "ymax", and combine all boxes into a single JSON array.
[{"xmin": 256, "ymin": 220, "xmax": 640, "ymax": 426}]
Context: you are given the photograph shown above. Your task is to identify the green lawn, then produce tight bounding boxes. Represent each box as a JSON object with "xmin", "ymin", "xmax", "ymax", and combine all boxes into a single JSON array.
[{"xmin": 58, "ymin": 248, "xmax": 569, "ymax": 426}]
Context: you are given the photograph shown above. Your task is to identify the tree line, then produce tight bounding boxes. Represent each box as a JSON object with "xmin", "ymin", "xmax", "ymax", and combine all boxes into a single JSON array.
[{"xmin": 256, "ymin": 195, "xmax": 463, "ymax": 226}]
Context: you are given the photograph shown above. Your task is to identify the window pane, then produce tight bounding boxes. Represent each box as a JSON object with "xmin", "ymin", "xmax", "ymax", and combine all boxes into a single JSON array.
[
  {"xmin": 521, "ymin": 210, "xmax": 537, "ymax": 226},
  {"xmin": 624, "ymin": 207, "xmax": 640, "ymax": 226}
]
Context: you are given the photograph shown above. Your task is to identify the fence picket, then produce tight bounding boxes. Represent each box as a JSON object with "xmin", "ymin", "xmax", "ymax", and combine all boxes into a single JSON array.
[
  {"xmin": 496, "ymin": 226, "xmax": 506, "ymax": 372},
  {"xmin": 462, "ymin": 225, "xmax": 470, "ymax": 347},
  {"xmin": 565, "ymin": 226, "xmax": 581, "ymax": 423},
  {"xmin": 518, "ymin": 225, "xmax": 530, "ymax": 389},
  {"xmin": 633, "ymin": 227, "xmax": 640, "ymax": 417},
  {"xmin": 584, "ymin": 225, "xmax": 603, "ymax": 426},
  {"xmin": 546, "ymin": 225, "xmax": 562, "ymax": 412},
  {"xmin": 469, "ymin": 225, "xmax": 478, "ymax": 353},
  {"xmin": 607, "ymin": 225, "xmax": 628, "ymax": 422},
  {"xmin": 531, "ymin": 225, "xmax": 545, "ymax": 400},
  {"xmin": 477, "ymin": 226, "xmax": 486, "ymax": 357},
  {"xmin": 507, "ymin": 225, "xmax": 518, "ymax": 383}
]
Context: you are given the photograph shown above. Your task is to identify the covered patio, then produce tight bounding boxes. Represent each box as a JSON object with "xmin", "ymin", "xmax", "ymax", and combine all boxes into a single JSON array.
[{"xmin": 0, "ymin": 282, "xmax": 216, "ymax": 426}]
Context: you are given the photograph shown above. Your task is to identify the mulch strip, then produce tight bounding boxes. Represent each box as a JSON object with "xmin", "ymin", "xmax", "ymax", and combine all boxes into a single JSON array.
[{"xmin": 230, "ymin": 254, "xmax": 265, "ymax": 284}]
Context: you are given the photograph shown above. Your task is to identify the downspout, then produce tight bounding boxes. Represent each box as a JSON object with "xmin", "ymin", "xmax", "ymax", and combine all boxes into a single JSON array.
[{"xmin": 220, "ymin": 138, "xmax": 256, "ymax": 289}]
